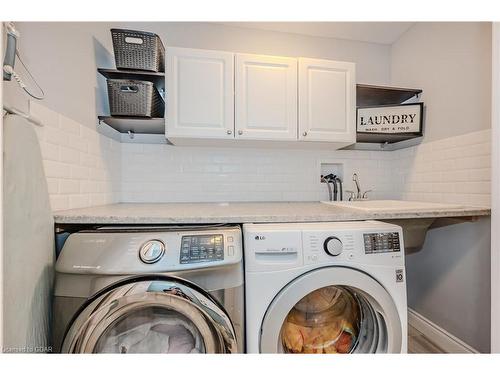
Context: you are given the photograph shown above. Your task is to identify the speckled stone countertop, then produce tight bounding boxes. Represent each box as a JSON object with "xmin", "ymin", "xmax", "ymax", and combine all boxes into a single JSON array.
[{"xmin": 53, "ymin": 202, "xmax": 491, "ymax": 225}]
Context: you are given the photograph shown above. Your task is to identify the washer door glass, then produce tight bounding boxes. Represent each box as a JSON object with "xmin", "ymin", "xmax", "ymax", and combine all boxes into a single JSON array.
[
  {"xmin": 93, "ymin": 306, "xmax": 206, "ymax": 353},
  {"xmin": 281, "ymin": 286, "xmax": 361, "ymax": 354},
  {"xmin": 260, "ymin": 267, "xmax": 402, "ymax": 354}
]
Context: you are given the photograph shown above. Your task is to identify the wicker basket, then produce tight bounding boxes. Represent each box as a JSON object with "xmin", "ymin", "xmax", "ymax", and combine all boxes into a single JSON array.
[
  {"xmin": 111, "ymin": 29, "xmax": 165, "ymax": 72},
  {"xmin": 107, "ymin": 79, "xmax": 164, "ymax": 118}
]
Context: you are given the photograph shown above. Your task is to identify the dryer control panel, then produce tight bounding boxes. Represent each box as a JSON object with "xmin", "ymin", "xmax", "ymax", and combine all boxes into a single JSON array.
[
  {"xmin": 180, "ymin": 234, "xmax": 225, "ymax": 263},
  {"xmin": 56, "ymin": 226, "xmax": 242, "ymax": 274}
]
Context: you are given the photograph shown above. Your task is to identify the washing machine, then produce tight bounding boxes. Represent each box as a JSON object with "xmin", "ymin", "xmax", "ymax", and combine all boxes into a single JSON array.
[
  {"xmin": 53, "ymin": 225, "xmax": 244, "ymax": 353},
  {"xmin": 244, "ymin": 221, "xmax": 407, "ymax": 354}
]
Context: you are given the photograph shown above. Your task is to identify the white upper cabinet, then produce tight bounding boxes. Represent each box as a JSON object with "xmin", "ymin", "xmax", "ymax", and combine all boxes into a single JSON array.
[
  {"xmin": 298, "ymin": 58, "xmax": 356, "ymax": 145},
  {"xmin": 165, "ymin": 47, "xmax": 356, "ymax": 148},
  {"xmin": 235, "ymin": 54, "xmax": 297, "ymax": 140},
  {"xmin": 166, "ymin": 47, "xmax": 234, "ymax": 139}
]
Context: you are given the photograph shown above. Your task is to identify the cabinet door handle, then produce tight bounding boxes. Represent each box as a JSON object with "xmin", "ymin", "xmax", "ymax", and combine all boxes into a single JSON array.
[
  {"xmin": 302, "ymin": 131, "xmax": 308, "ymax": 137},
  {"xmin": 227, "ymin": 130, "xmax": 233, "ymax": 135},
  {"xmin": 238, "ymin": 130, "xmax": 243, "ymax": 135}
]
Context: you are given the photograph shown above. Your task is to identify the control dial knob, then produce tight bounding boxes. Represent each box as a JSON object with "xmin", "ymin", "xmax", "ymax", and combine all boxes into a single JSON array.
[
  {"xmin": 139, "ymin": 240, "xmax": 165, "ymax": 264},
  {"xmin": 324, "ymin": 236, "xmax": 343, "ymax": 256}
]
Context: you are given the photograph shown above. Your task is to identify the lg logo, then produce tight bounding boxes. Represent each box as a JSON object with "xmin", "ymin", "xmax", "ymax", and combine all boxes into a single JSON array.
[
  {"xmin": 395, "ymin": 269, "xmax": 404, "ymax": 282},
  {"xmin": 255, "ymin": 235, "xmax": 266, "ymax": 240}
]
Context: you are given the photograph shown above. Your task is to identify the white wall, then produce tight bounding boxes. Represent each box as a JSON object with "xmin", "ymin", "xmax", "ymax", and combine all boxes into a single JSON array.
[
  {"xmin": 390, "ymin": 22, "xmax": 492, "ymax": 352},
  {"xmin": 2, "ymin": 114, "xmax": 54, "ymax": 353}
]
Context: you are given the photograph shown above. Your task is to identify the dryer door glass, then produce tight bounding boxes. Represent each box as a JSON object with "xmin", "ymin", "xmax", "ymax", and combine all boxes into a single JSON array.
[
  {"xmin": 62, "ymin": 278, "xmax": 238, "ymax": 353},
  {"xmin": 93, "ymin": 306, "xmax": 206, "ymax": 353}
]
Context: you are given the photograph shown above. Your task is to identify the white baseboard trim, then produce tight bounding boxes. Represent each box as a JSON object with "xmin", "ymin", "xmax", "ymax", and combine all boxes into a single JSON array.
[{"xmin": 408, "ymin": 308, "xmax": 479, "ymax": 353}]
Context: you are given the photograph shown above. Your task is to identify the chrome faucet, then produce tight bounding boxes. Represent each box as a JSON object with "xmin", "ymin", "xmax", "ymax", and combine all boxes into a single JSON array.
[
  {"xmin": 353, "ymin": 173, "xmax": 361, "ymax": 200},
  {"xmin": 346, "ymin": 173, "xmax": 372, "ymax": 201}
]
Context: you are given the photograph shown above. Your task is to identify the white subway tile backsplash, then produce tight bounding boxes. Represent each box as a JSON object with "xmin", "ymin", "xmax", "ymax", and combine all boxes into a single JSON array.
[
  {"xmin": 467, "ymin": 168, "xmax": 491, "ymax": 181},
  {"xmin": 68, "ymin": 194, "xmax": 90, "ymax": 210},
  {"xmin": 119, "ymin": 144, "xmax": 396, "ymax": 203},
  {"xmin": 30, "ymin": 102, "xmax": 121, "ymax": 211},
  {"xmin": 44, "ymin": 127, "xmax": 70, "ymax": 146},
  {"xmin": 59, "ymin": 115, "xmax": 80, "ymax": 135},
  {"xmin": 49, "ymin": 195, "xmax": 69, "ymax": 212},
  {"xmin": 89, "ymin": 193, "xmax": 113, "ymax": 207},
  {"xmin": 68, "ymin": 136, "xmax": 88, "ymax": 153},
  {"xmin": 80, "ymin": 125, "xmax": 98, "ymax": 142},
  {"xmin": 394, "ymin": 129, "xmax": 491, "ymax": 207},
  {"xmin": 59, "ymin": 146, "xmax": 80, "ymax": 165},
  {"xmin": 80, "ymin": 153, "xmax": 98, "ymax": 168},
  {"xmin": 59, "ymin": 179, "xmax": 80, "ymax": 194},
  {"xmin": 39, "ymin": 141, "xmax": 59, "ymax": 161},
  {"xmin": 43, "ymin": 160, "xmax": 72, "ymax": 179},
  {"xmin": 70, "ymin": 165, "xmax": 90, "ymax": 180}
]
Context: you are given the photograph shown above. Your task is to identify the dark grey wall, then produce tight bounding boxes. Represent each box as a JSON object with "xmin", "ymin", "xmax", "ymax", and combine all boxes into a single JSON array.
[
  {"xmin": 406, "ymin": 218, "xmax": 491, "ymax": 352},
  {"xmin": 391, "ymin": 22, "xmax": 491, "ymax": 143},
  {"xmin": 390, "ymin": 23, "xmax": 492, "ymax": 352}
]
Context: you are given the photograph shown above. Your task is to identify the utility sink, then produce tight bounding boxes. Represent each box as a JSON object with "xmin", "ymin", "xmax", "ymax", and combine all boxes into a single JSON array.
[{"xmin": 321, "ymin": 200, "xmax": 465, "ymax": 212}]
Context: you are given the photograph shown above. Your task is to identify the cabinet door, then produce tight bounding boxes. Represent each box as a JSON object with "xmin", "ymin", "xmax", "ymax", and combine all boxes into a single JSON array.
[
  {"xmin": 298, "ymin": 58, "xmax": 356, "ymax": 144},
  {"xmin": 235, "ymin": 54, "xmax": 297, "ymax": 140},
  {"xmin": 166, "ymin": 47, "xmax": 234, "ymax": 139}
]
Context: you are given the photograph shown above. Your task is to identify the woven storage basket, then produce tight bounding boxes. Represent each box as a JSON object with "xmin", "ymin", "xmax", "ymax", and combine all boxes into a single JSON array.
[
  {"xmin": 111, "ymin": 29, "xmax": 165, "ymax": 72},
  {"xmin": 107, "ymin": 79, "xmax": 164, "ymax": 118}
]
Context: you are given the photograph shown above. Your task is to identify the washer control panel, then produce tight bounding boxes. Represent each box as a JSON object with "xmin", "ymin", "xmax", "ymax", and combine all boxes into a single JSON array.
[
  {"xmin": 243, "ymin": 222, "xmax": 404, "ymax": 272},
  {"xmin": 363, "ymin": 232, "xmax": 401, "ymax": 254},
  {"xmin": 180, "ymin": 234, "xmax": 224, "ymax": 264}
]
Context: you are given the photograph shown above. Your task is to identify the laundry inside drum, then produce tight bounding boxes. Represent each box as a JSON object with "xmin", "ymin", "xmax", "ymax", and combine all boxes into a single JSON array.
[
  {"xmin": 93, "ymin": 306, "xmax": 206, "ymax": 353},
  {"xmin": 280, "ymin": 286, "xmax": 361, "ymax": 354}
]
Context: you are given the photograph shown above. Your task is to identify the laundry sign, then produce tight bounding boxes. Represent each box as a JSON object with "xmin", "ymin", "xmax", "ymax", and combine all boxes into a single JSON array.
[{"xmin": 357, "ymin": 103, "xmax": 423, "ymax": 134}]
